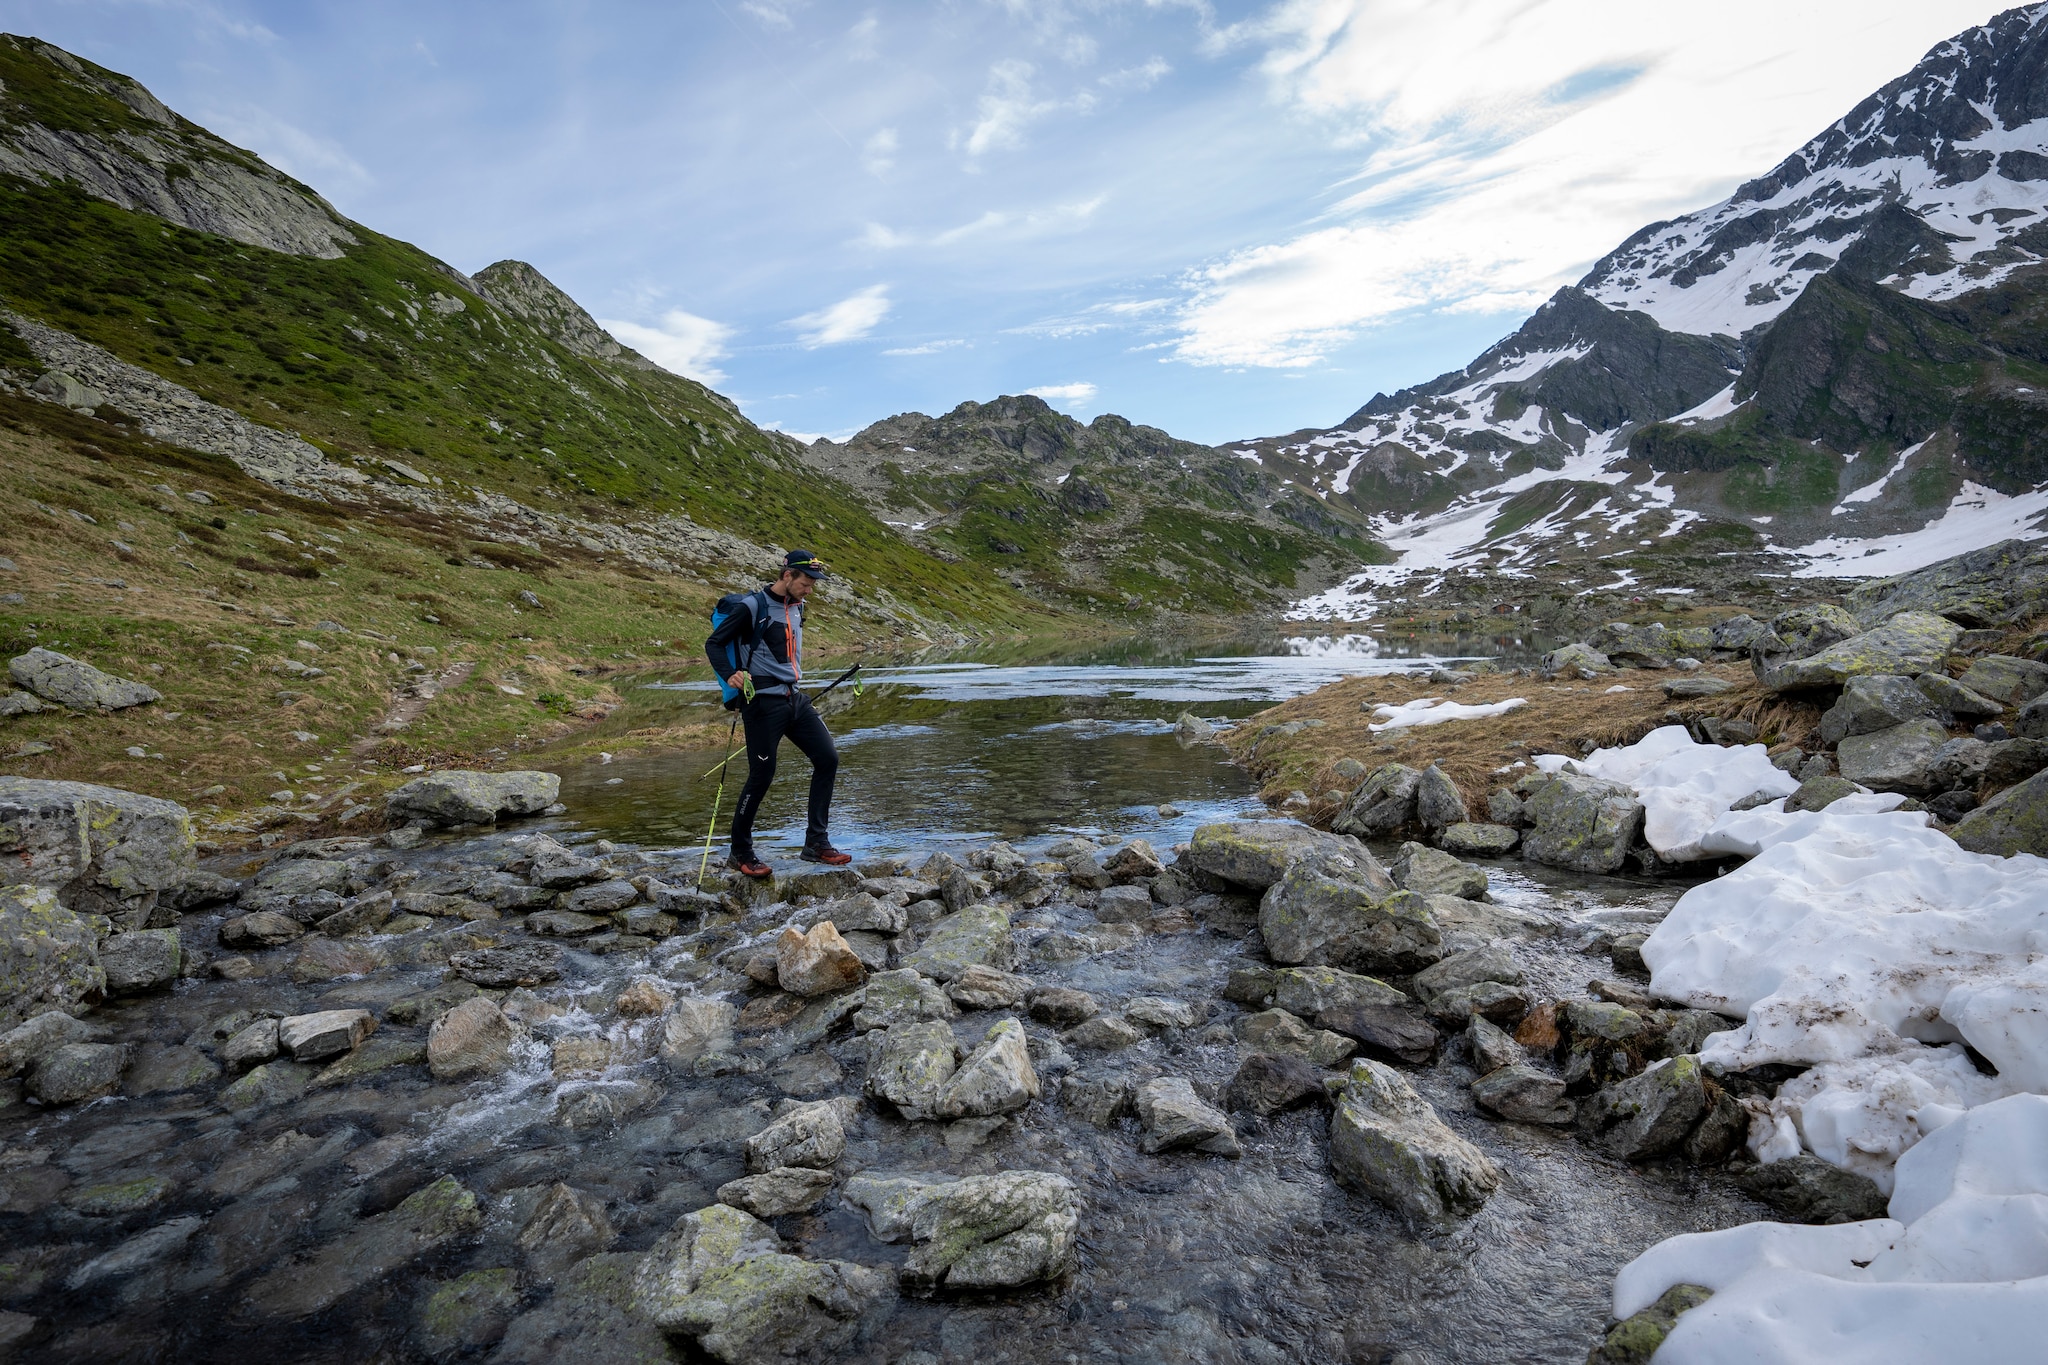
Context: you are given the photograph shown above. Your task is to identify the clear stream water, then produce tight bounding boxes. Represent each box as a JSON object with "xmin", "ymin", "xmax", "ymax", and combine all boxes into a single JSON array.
[{"xmin": 0, "ymin": 631, "xmax": 1769, "ymax": 1364}]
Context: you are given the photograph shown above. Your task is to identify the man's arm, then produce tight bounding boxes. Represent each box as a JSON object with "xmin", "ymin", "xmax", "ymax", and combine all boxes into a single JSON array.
[{"xmin": 704, "ymin": 599, "xmax": 754, "ymax": 684}]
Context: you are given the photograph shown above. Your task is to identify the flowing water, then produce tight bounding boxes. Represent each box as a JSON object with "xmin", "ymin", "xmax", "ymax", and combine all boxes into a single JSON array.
[{"xmin": 0, "ymin": 631, "xmax": 1769, "ymax": 1363}]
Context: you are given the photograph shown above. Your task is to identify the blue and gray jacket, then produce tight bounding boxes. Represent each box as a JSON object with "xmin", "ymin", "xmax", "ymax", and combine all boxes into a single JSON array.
[{"xmin": 704, "ymin": 586, "xmax": 805, "ymax": 694}]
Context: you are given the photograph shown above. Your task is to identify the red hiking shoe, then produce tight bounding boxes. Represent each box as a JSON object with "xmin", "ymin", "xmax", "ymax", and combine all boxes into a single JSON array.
[
  {"xmin": 800, "ymin": 844, "xmax": 853, "ymax": 866},
  {"xmin": 727, "ymin": 854, "xmax": 773, "ymax": 879}
]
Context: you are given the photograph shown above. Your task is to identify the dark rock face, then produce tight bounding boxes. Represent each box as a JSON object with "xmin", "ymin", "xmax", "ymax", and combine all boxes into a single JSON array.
[
  {"xmin": 1845, "ymin": 539, "xmax": 2048, "ymax": 629},
  {"xmin": 1735, "ymin": 1155, "xmax": 1890, "ymax": 1224}
]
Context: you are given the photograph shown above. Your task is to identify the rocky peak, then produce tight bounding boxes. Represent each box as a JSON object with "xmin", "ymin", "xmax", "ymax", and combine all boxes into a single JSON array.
[
  {"xmin": 471, "ymin": 259, "xmax": 652, "ymax": 368},
  {"xmin": 0, "ymin": 35, "xmax": 358, "ymax": 258}
]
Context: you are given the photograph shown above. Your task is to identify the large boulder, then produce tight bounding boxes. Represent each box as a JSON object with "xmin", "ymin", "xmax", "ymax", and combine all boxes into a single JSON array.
[
  {"xmin": 775, "ymin": 922, "xmax": 866, "ymax": 996},
  {"xmin": 1836, "ymin": 718, "xmax": 1949, "ymax": 794},
  {"xmin": 428, "ymin": 997, "xmax": 515, "ymax": 1079},
  {"xmin": 744, "ymin": 1101, "xmax": 846, "ymax": 1172},
  {"xmin": 1331, "ymin": 766, "xmax": 1423, "ymax": 838},
  {"xmin": 1328, "ymin": 1059, "xmax": 1500, "ymax": 1229},
  {"xmin": 1540, "ymin": 643, "xmax": 1613, "ymax": 679},
  {"xmin": 1842, "ymin": 538, "xmax": 2048, "ymax": 628},
  {"xmin": 1190, "ymin": 819, "xmax": 1385, "ymax": 889},
  {"xmin": 1951, "ymin": 768, "xmax": 2048, "ymax": 858},
  {"xmin": 386, "ymin": 770, "xmax": 561, "ymax": 827},
  {"xmin": 0, "ymin": 777, "xmax": 196, "ymax": 926},
  {"xmin": 1958, "ymin": 654, "xmax": 2048, "ymax": 706},
  {"xmin": 933, "ymin": 1017, "xmax": 1039, "ymax": 1119},
  {"xmin": 633, "ymin": 1203, "xmax": 888, "ymax": 1361},
  {"xmin": 7, "ymin": 647, "xmax": 160, "ymax": 710},
  {"xmin": 864, "ymin": 1020, "xmax": 957, "ymax": 1120},
  {"xmin": 1578, "ymin": 1055, "xmax": 1711, "ymax": 1159},
  {"xmin": 98, "ymin": 929, "xmax": 181, "ymax": 995},
  {"xmin": 1258, "ymin": 851, "xmax": 1442, "ymax": 974},
  {"xmin": 1519, "ymin": 772, "xmax": 1644, "ymax": 874},
  {"xmin": 1133, "ymin": 1077, "xmax": 1240, "ymax": 1156},
  {"xmin": 28, "ymin": 1040, "xmax": 128, "ymax": 1104},
  {"xmin": 843, "ymin": 1171, "xmax": 1079, "ymax": 1290},
  {"xmin": 1755, "ymin": 604, "xmax": 1861, "ymax": 661},
  {"xmin": 853, "ymin": 969, "xmax": 958, "ymax": 1030},
  {"xmin": 0, "ymin": 884, "xmax": 104, "ymax": 1030},
  {"xmin": 1389, "ymin": 843, "xmax": 1488, "ymax": 900},
  {"xmin": 898, "ymin": 904, "xmax": 1012, "ymax": 982},
  {"xmin": 1757, "ymin": 611, "xmax": 1962, "ymax": 692},
  {"xmin": 1817, "ymin": 675, "xmax": 1942, "ymax": 746},
  {"xmin": 1414, "ymin": 767, "xmax": 1469, "ymax": 833}
]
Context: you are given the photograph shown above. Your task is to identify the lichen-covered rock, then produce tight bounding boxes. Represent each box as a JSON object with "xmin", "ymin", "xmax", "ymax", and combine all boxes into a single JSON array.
[
  {"xmin": 278, "ymin": 1008, "xmax": 376, "ymax": 1061},
  {"xmin": 1520, "ymin": 773, "xmax": 1644, "ymax": 874},
  {"xmin": 1756, "ymin": 604, "xmax": 1861, "ymax": 662},
  {"xmin": 447, "ymin": 942, "xmax": 563, "ymax": 988},
  {"xmin": 1134, "ymin": 1076, "xmax": 1240, "ymax": 1156},
  {"xmin": 1410, "ymin": 946, "xmax": 1523, "ymax": 1004},
  {"xmin": 1266, "ymin": 965, "xmax": 1407, "ymax": 1018},
  {"xmin": 1757, "ymin": 611, "xmax": 1963, "ymax": 692},
  {"xmin": 1951, "ymin": 767, "xmax": 2048, "ymax": 858},
  {"xmin": 0, "ymin": 777, "xmax": 194, "ymax": 926},
  {"xmin": 1331, "ymin": 766, "xmax": 1424, "ymax": 838},
  {"xmin": 1818, "ymin": 674, "xmax": 1943, "ymax": 746},
  {"xmin": 386, "ymin": 769, "xmax": 561, "ymax": 826},
  {"xmin": 240, "ymin": 857, "xmax": 350, "ymax": 912},
  {"xmin": 27, "ymin": 1040, "xmax": 127, "ymax": 1104},
  {"xmin": 1436, "ymin": 822, "xmax": 1519, "ymax": 857},
  {"xmin": 1579, "ymin": 1055, "xmax": 1710, "ymax": 1159},
  {"xmin": 1733, "ymin": 1154, "xmax": 1890, "ymax": 1224},
  {"xmin": 717, "ymin": 1167, "xmax": 836, "ymax": 1219},
  {"xmin": 897, "ymin": 1171, "xmax": 1080, "ymax": 1290},
  {"xmin": 1958, "ymin": 653, "xmax": 2048, "ymax": 706},
  {"xmin": 219, "ymin": 910, "xmax": 305, "ymax": 948},
  {"xmin": 97, "ymin": 928, "xmax": 181, "ymax": 995},
  {"xmin": 1470, "ymin": 1064, "xmax": 1574, "ymax": 1125},
  {"xmin": 865, "ymin": 1020, "xmax": 958, "ymax": 1120},
  {"xmin": 1316, "ymin": 1003, "xmax": 1440, "ymax": 1064},
  {"xmin": 1414, "ymin": 765, "xmax": 1469, "ymax": 831},
  {"xmin": 1259, "ymin": 851, "xmax": 1442, "ymax": 974},
  {"xmin": 744, "ymin": 1100, "xmax": 846, "ymax": 1172},
  {"xmin": 775, "ymin": 922, "xmax": 866, "ymax": 996},
  {"xmin": 428, "ymin": 997, "xmax": 514, "ymax": 1079},
  {"xmin": 247, "ymin": 1177, "xmax": 482, "ymax": 1320},
  {"xmin": 855, "ymin": 968, "xmax": 960, "ymax": 1029},
  {"xmin": 940, "ymin": 965, "xmax": 1027, "ymax": 1012},
  {"xmin": 1190, "ymin": 819, "xmax": 1387, "ymax": 889},
  {"xmin": 1786, "ymin": 774, "xmax": 1863, "ymax": 812},
  {"xmin": 0, "ymin": 1008, "xmax": 103, "ymax": 1077},
  {"xmin": 1837, "ymin": 718, "xmax": 1949, "ymax": 794},
  {"xmin": 0, "ymin": 884, "xmax": 104, "ymax": 1030},
  {"xmin": 803, "ymin": 892, "xmax": 904, "ymax": 935},
  {"xmin": 1236, "ymin": 1008, "xmax": 1356, "ymax": 1066},
  {"xmin": 1843, "ymin": 538, "xmax": 2048, "ymax": 629},
  {"xmin": 1389, "ymin": 842, "xmax": 1488, "ymax": 900},
  {"xmin": 7, "ymin": 647, "xmax": 160, "ymax": 710},
  {"xmin": 1540, "ymin": 643, "xmax": 1613, "ymax": 679},
  {"xmin": 517, "ymin": 1182, "xmax": 617, "ymax": 1284},
  {"xmin": 1224, "ymin": 1052, "xmax": 1328, "ymax": 1115},
  {"xmin": 934, "ymin": 1017, "xmax": 1039, "ymax": 1119},
  {"xmin": 1329, "ymin": 1059, "xmax": 1500, "ymax": 1228},
  {"xmin": 898, "ymin": 904, "xmax": 1012, "ymax": 982},
  {"xmin": 1916, "ymin": 671, "xmax": 2005, "ymax": 720},
  {"xmin": 1587, "ymin": 1283, "xmax": 1714, "ymax": 1365}
]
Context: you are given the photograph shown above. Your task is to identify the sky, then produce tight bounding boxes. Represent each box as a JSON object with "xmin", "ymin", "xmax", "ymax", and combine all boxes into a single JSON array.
[{"xmin": 1, "ymin": 0, "xmax": 2012, "ymax": 444}]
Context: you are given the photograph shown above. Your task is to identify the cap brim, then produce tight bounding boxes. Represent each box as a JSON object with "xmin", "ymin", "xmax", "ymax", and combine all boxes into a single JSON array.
[{"xmin": 796, "ymin": 566, "xmax": 828, "ymax": 578}]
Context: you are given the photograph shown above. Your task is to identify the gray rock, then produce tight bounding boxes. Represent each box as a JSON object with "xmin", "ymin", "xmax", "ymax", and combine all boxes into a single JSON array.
[
  {"xmin": 744, "ymin": 1100, "xmax": 846, "ymax": 1172},
  {"xmin": 447, "ymin": 942, "xmax": 563, "ymax": 987},
  {"xmin": 517, "ymin": 1182, "xmax": 617, "ymax": 1284},
  {"xmin": 386, "ymin": 770, "xmax": 561, "ymax": 826},
  {"xmin": 1843, "ymin": 538, "xmax": 2048, "ymax": 630},
  {"xmin": 934, "ymin": 1017, "xmax": 1039, "ymax": 1119},
  {"xmin": 0, "ymin": 1009, "xmax": 104, "ymax": 1077},
  {"xmin": 560, "ymin": 879, "xmax": 638, "ymax": 916},
  {"xmin": 415, "ymin": 1266, "xmax": 522, "ymax": 1360},
  {"xmin": 1103, "ymin": 840, "xmax": 1164, "ymax": 881},
  {"xmin": 1466, "ymin": 1015, "xmax": 1522, "ymax": 1073},
  {"xmin": 718, "ymin": 1166, "xmax": 836, "ymax": 1218},
  {"xmin": 1952, "ymin": 767, "xmax": 2048, "ymax": 857},
  {"xmin": 1414, "ymin": 765, "xmax": 1469, "ymax": 831},
  {"xmin": 1124, "ymin": 996, "xmax": 1196, "ymax": 1031},
  {"xmin": 1757, "ymin": 611, "xmax": 1962, "ymax": 692},
  {"xmin": 784, "ymin": 866, "xmax": 864, "ymax": 900},
  {"xmin": 219, "ymin": 910, "xmax": 306, "ymax": 948},
  {"xmin": 0, "ymin": 777, "xmax": 195, "ymax": 927},
  {"xmin": 893, "ymin": 1171, "xmax": 1080, "ymax": 1290},
  {"xmin": 865, "ymin": 1020, "xmax": 958, "ymax": 1120},
  {"xmin": 242, "ymin": 857, "xmax": 350, "ymax": 911},
  {"xmin": 1266, "ymin": 965, "xmax": 1407, "ymax": 1017},
  {"xmin": 1331, "ymin": 765, "xmax": 1423, "ymax": 838},
  {"xmin": 217, "ymin": 1058, "xmax": 317, "ymax": 1111},
  {"xmin": 1786, "ymin": 774, "xmax": 1863, "ymax": 812},
  {"xmin": 27, "ymin": 1041, "xmax": 127, "ymax": 1104},
  {"xmin": 1224, "ymin": 1052, "xmax": 1328, "ymax": 1115},
  {"xmin": 1329, "ymin": 1059, "xmax": 1500, "ymax": 1228},
  {"xmin": 659, "ymin": 997, "xmax": 739, "ymax": 1069},
  {"xmin": 1093, "ymin": 884, "xmax": 1155, "ymax": 923},
  {"xmin": 1662, "ymin": 676, "xmax": 1734, "ymax": 699},
  {"xmin": 1957, "ymin": 654, "xmax": 2048, "ymax": 706},
  {"xmin": 1062, "ymin": 1015, "xmax": 1145, "ymax": 1051},
  {"xmin": 1258, "ymin": 851, "xmax": 1442, "ymax": 974},
  {"xmin": 939, "ymin": 866, "xmax": 989, "ymax": 911},
  {"xmin": 1520, "ymin": 772, "xmax": 1644, "ymax": 874},
  {"xmin": 1189, "ymin": 818, "xmax": 1387, "ymax": 889},
  {"xmin": 1060, "ymin": 1070, "xmax": 1133, "ymax": 1126},
  {"xmin": 1579, "ymin": 1055, "xmax": 1711, "ymax": 1159},
  {"xmin": 1818, "ymin": 674, "xmax": 1942, "ymax": 746},
  {"xmin": 0, "ymin": 690, "xmax": 45, "ymax": 716},
  {"xmin": 1316, "ymin": 1003, "xmax": 1440, "ymax": 1065},
  {"xmin": 1062, "ymin": 850, "xmax": 1112, "ymax": 891},
  {"xmin": 428, "ymin": 997, "xmax": 514, "ymax": 1078},
  {"xmin": 899, "ymin": 904, "xmax": 1012, "ymax": 981},
  {"xmin": 2023, "ymin": 694, "xmax": 2048, "ymax": 741},
  {"xmin": 1837, "ymin": 718, "xmax": 1950, "ymax": 793},
  {"xmin": 247, "ymin": 1177, "xmax": 484, "ymax": 1320},
  {"xmin": 1390, "ymin": 842, "xmax": 1488, "ymax": 899},
  {"xmin": 7, "ymin": 647, "xmax": 161, "ymax": 710},
  {"xmin": 1026, "ymin": 987, "xmax": 1098, "ymax": 1027},
  {"xmin": 1735, "ymin": 1154, "xmax": 1890, "ymax": 1224},
  {"xmin": 1918, "ymin": 672, "xmax": 2006, "ymax": 720},
  {"xmin": 222, "ymin": 1017, "xmax": 281, "ymax": 1070},
  {"xmin": 1541, "ymin": 643, "xmax": 1613, "ymax": 679},
  {"xmin": 1422, "ymin": 981, "xmax": 1530, "ymax": 1025},
  {"xmin": 1134, "ymin": 1076, "xmax": 1240, "ymax": 1156},
  {"xmin": 278, "ymin": 1008, "xmax": 375, "ymax": 1061},
  {"xmin": 1470, "ymin": 1064, "xmax": 1574, "ymax": 1125},
  {"xmin": 1410, "ymin": 946, "xmax": 1523, "ymax": 1003},
  {"xmin": 805, "ymin": 892, "xmax": 905, "ymax": 935},
  {"xmin": 1983, "ymin": 738, "xmax": 2048, "ymax": 790},
  {"xmin": 1237, "ymin": 1008, "xmax": 1355, "ymax": 1066},
  {"xmin": 1709, "ymin": 615, "xmax": 1770, "ymax": 651},
  {"xmin": 850, "ymin": 969, "xmax": 958, "ymax": 1030},
  {"xmin": 1755, "ymin": 604, "xmax": 1861, "ymax": 663},
  {"xmin": 97, "ymin": 928, "xmax": 181, "ymax": 995},
  {"xmin": 939, "ymin": 965, "xmax": 1028, "ymax": 1014},
  {"xmin": 0, "ymin": 884, "xmax": 105, "ymax": 1030},
  {"xmin": 1436, "ymin": 822, "xmax": 1519, "ymax": 857}
]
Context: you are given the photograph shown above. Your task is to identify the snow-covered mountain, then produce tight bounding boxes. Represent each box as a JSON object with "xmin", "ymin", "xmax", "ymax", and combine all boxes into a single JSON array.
[{"xmin": 1254, "ymin": 3, "xmax": 2048, "ymax": 619}]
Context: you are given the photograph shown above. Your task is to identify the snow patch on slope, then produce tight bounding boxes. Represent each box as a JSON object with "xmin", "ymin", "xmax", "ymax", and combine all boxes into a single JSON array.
[{"xmin": 1787, "ymin": 481, "xmax": 2048, "ymax": 577}]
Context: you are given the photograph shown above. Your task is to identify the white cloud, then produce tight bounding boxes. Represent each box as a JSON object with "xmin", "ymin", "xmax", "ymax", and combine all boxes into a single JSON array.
[
  {"xmin": 1027, "ymin": 381, "xmax": 1099, "ymax": 409},
  {"xmin": 1171, "ymin": 0, "xmax": 2003, "ymax": 368},
  {"xmin": 862, "ymin": 127, "xmax": 897, "ymax": 175},
  {"xmin": 883, "ymin": 339, "xmax": 967, "ymax": 355},
  {"xmin": 866, "ymin": 196, "xmax": 1107, "ymax": 250},
  {"xmin": 599, "ymin": 309, "xmax": 735, "ymax": 383},
  {"xmin": 847, "ymin": 12, "xmax": 880, "ymax": 58},
  {"xmin": 960, "ymin": 59, "xmax": 1097, "ymax": 158},
  {"xmin": 791, "ymin": 284, "xmax": 892, "ymax": 346},
  {"xmin": 742, "ymin": 0, "xmax": 799, "ymax": 29},
  {"xmin": 1101, "ymin": 57, "xmax": 1171, "ymax": 90},
  {"xmin": 195, "ymin": 104, "xmax": 371, "ymax": 190}
]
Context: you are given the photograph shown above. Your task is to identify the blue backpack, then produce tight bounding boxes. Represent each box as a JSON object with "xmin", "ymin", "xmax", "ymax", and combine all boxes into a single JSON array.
[{"xmin": 709, "ymin": 589, "xmax": 774, "ymax": 709}]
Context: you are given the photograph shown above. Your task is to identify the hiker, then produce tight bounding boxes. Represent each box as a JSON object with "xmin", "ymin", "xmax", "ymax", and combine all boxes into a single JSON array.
[{"xmin": 704, "ymin": 549, "xmax": 850, "ymax": 876}]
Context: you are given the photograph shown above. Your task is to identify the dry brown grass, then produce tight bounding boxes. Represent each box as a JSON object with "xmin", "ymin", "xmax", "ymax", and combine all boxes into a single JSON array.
[{"xmin": 1226, "ymin": 663, "xmax": 1827, "ymax": 826}]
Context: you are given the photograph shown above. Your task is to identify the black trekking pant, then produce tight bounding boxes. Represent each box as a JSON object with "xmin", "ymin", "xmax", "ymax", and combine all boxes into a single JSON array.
[{"xmin": 729, "ymin": 689, "xmax": 838, "ymax": 858}]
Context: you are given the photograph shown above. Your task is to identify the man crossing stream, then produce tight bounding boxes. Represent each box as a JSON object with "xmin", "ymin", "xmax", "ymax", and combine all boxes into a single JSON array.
[{"xmin": 704, "ymin": 549, "xmax": 851, "ymax": 876}]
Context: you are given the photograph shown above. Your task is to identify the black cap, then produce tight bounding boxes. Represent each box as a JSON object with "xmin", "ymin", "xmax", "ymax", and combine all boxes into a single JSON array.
[{"xmin": 783, "ymin": 549, "xmax": 829, "ymax": 578}]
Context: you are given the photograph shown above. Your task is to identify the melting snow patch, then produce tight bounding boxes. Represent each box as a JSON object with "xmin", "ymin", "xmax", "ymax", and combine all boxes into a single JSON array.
[
  {"xmin": 1832, "ymin": 438, "xmax": 1929, "ymax": 514},
  {"xmin": 1368, "ymin": 696, "xmax": 1527, "ymax": 732},
  {"xmin": 1791, "ymin": 481, "xmax": 2048, "ymax": 578},
  {"xmin": 1608, "ymin": 1093, "xmax": 2048, "ymax": 1364}
]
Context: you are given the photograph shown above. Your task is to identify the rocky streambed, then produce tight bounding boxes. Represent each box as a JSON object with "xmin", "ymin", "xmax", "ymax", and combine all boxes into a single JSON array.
[{"xmin": 0, "ymin": 761, "xmax": 1794, "ymax": 1365}]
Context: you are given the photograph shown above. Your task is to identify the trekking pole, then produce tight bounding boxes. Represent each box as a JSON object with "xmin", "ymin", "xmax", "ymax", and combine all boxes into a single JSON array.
[
  {"xmin": 695, "ymin": 711, "xmax": 741, "ymax": 887},
  {"xmin": 804, "ymin": 662, "xmax": 862, "ymax": 703}
]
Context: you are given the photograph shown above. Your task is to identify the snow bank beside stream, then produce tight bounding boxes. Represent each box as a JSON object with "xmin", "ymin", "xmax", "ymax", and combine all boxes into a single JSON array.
[{"xmin": 1537, "ymin": 725, "xmax": 1799, "ymax": 860}]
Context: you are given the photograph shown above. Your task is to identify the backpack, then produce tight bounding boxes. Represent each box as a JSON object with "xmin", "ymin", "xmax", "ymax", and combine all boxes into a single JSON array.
[{"xmin": 708, "ymin": 589, "xmax": 774, "ymax": 709}]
